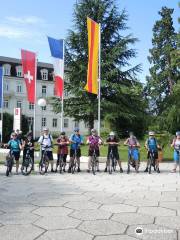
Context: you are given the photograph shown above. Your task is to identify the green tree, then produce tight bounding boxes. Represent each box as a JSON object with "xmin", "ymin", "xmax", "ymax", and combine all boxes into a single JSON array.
[
  {"xmin": 145, "ymin": 7, "xmax": 178, "ymax": 114},
  {"xmin": 2, "ymin": 112, "xmax": 13, "ymax": 142},
  {"xmin": 51, "ymin": 0, "xmax": 142, "ymax": 132}
]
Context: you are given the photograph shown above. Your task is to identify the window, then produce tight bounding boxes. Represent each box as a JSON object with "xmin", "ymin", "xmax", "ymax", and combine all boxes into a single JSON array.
[
  {"xmin": 3, "ymin": 64, "xmax": 11, "ymax": 76},
  {"xmin": 64, "ymin": 119, "xmax": 69, "ymax": 128},
  {"xmin": 16, "ymin": 66, "xmax": 23, "ymax": 77},
  {"xmin": 42, "ymin": 85, "xmax": 46, "ymax": 97},
  {"xmin": 16, "ymin": 83, "xmax": 22, "ymax": 93},
  {"xmin": 4, "ymin": 81, "xmax": 9, "ymax": 92},
  {"xmin": 52, "ymin": 118, "xmax": 57, "ymax": 128},
  {"xmin": 41, "ymin": 106, "xmax": 46, "ymax": 111},
  {"xmin": 17, "ymin": 101, "xmax": 22, "ymax": 108},
  {"xmin": 74, "ymin": 121, "xmax": 79, "ymax": 128},
  {"xmin": 4, "ymin": 100, "xmax": 9, "ymax": 109},
  {"xmin": 28, "ymin": 117, "xmax": 34, "ymax": 129},
  {"xmin": 42, "ymin": 118, "xmax": 46, "ymax": 127},
  {"xmin": 29, "ymin": 103, "xmax": 34, "ymax": 110},
  {"xmin": 40, "ymin": 69, "xmax": 48, "ymax": 80}
]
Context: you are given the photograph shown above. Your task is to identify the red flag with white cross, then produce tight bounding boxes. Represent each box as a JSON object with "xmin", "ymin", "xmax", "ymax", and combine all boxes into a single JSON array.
[{"xmin": 21, "ymin": 49, "xmax": 36, "ymax": 103}]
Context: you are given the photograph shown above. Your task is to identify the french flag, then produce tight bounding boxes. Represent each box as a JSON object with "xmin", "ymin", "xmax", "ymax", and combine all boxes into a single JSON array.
[{"xmin": 48, "ymin": 37, "xmax": 64, "ymax": 97}]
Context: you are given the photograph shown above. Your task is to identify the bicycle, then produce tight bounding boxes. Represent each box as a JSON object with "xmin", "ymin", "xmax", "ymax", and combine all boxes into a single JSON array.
[
  {"xmin": 91, "ymin": 148, "xmax": 98, "ymax": 175},
  {"xmin": 56, "ymin": 153, "xmax": 64, "ymax": 173},
  {"xmin": 39, "ymin": 145, "xmax": 51, "ymax": 175},
  {"xmin": 148, "ymin": 149, "xmax": 157, "ymax": 174},
  {"xmin": 21, "ymin": 147, "xmax": 33, "ymax": 176},
  {"xmin": 71, "ymin": 149, "xmax": 78, "ymax": 174},
  {"xmin": 127, "ymin": 145, "xmax": 140, "ymax": 174},
  {"xmin": 5, "ymin": 150, "xmax": 14, "ymax": 176},
  {"xmin": 108, "ymin": 149, "xmax": 116, "ymax": 174}
]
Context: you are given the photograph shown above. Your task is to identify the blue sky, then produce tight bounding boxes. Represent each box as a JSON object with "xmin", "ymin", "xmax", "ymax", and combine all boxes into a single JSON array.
[{"xmin": 0, "ymin": 0, "xmax": 179, "ymax": 82}]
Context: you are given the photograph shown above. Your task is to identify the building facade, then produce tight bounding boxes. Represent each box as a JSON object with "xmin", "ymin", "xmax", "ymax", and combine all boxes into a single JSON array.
[{"xmin": 0, "ymin": 56, "xmax": 97, "ymax": 137}]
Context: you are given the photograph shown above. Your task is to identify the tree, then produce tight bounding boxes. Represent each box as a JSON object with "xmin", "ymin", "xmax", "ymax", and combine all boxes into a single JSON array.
[
  {"xmin": 51, "ymin": 0, "xmax": 142, "ymax": 133},
  {"xmin": 145, "ymin": 7, "xmax": 178, "ymax": 114},
  {"xmin": 2, "ymin": 112, "xmax": 13, "ymax": 142}
]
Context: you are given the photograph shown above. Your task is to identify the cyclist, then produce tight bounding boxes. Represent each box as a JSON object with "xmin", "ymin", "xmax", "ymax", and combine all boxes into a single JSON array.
[
  {"xmin": 171, "ymin": 131, "xmax": 180, "ymax": 173},
  {"xmin": 87, "ymin": 129, "xmax": 102, "ymax": 173},
  {"xmin": 6, "ymin": 132, "xmax": 22, "ymax": 174},
  {"xmin": 144, "ymin": 131, "xmax": 160, "ymax": 173},
  {"xmin": 104, "ymin": 132, "xmax": 123, "ymax": 173},
  {"xmin": 68, "ymin": 128, "xmax": 83, "ymax": 173},
  {"xmin": 56, "ymin": 132, "xmax": 69, "ymax": 172},
  {"xmin": 124, "ymin": 132, "xmax": 140, "ymax": 172},
  {"xmin": 22, "ymin": 131, "xmax": 35, "ymax": 170},
  {"xmin": 38, "ymin": 128, "xmax": 54, "ymax": 172}
]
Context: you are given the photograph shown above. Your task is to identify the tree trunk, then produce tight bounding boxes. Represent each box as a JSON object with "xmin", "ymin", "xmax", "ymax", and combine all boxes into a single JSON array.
[{"xmin": 88, "ymin": 114, "xmax": 94, "ymax": 134}]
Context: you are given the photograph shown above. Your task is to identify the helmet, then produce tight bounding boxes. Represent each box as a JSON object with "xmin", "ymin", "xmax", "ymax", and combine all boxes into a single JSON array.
[
  {"xmin": 149, "ymin": 131, "xmax": 155, "ymax": 136},
  {"xmin": 43, "ymin": 127, "xmax": 49, "ymax": 131},
  {"xmin": 74, "ymin": 127, "xmax": 79, "ymax": 132},
  {"xmin": 91, "ymin": 128, "xmax": 97, "ymax": 133},
  {"xmin": 176, "ymin": 131, "xmax": 180, "ymax": 136},
  {"xmin": 60, "ymin": 131, "xmax": 66, "ymax": 135},
  {"xmin": 109, "ymin": 131, "xmax": 115, "ymax": 136}
]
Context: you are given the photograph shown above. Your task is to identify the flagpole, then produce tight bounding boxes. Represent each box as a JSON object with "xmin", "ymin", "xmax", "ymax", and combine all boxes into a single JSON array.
[
  {"xmin": 98, "ymin": 24, "xmax": 101, "ymax": 137},
  {"xmin": 33, "ymin": 54, "xmax": 37, "ymax": 138},
  {"xmin": 1, "ymin": 67, "xmax": 3, "ymax": 142},
  {"xmin": 60, "ymin": 39, "xmax": 65, "ymax": 132}
]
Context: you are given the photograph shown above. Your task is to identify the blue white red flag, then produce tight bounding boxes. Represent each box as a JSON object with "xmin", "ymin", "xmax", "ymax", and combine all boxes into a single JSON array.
[
  {"xmin": 48, "ymin": 37, "xmax": 64, "ymax": 97},
  {"xmin": 0, "ymin": 67, "xmax": 3, "ymax": 108}
]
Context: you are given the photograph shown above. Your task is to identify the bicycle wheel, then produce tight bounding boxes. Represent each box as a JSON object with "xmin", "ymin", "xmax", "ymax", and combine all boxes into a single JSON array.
[
  {"xmin": 21, "ymin": 157, "xmax": 33, "ymax": 176},
  {"xmin": 148, "ymin": 154, "xmax": 153, "ymax": 174},
  {"xmin": 6, "ymin": 157, "xmax": 13, "ymax": 176},
  {"xmin": 113, "ymin": 159, "xmax": 117, "ymax": 172},
  {"xmin": 92, "ymin": 155, "xmax": 96, "ymax": 175},
  {"xmin": 71, "ymin": 157, "xmax": 76, "ymax": 174},
  {"xmin": 108, "ymin": 157, "xmax": 113, "ymax": 174},
  {"xmin": 39, "ymin": 156, "xmax": 49, "ymax": 175}
]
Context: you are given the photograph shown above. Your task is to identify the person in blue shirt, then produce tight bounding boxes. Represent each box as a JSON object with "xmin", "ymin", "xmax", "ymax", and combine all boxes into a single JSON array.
[
  {"xmin": 68, "ymin": 128, "xmax": 83, "ymax": 173},
  {"xmin": 7, "ymin": 132, "xmax": 22, "ymax": 174},
  {"xmin": 144, "ymin": 131, "xmax": 160, "ymax": 173}
]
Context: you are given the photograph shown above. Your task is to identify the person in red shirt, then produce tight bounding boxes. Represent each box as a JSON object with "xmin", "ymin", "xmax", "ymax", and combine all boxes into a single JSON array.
[{"xmin": 55, "ymin": 132, "xmax": 69, "ymax": 172}]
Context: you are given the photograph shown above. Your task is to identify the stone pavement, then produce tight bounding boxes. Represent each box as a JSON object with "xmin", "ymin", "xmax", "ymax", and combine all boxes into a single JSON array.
[{"xmin": 0, "ymin": 162, "xmax": 180, "ymax": 240}]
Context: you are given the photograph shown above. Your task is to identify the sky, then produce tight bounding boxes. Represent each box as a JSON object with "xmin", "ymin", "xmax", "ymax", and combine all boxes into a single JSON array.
[{"xmin": 0, "ymin": 0, "xmax": 179, "ymax": 82}]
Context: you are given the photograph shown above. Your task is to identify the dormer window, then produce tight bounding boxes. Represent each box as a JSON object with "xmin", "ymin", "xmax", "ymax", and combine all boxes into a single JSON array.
[
  {"xmin": 16, "ymin": 65, "xmax": 23, "ymax": 77},
  {"xmin": 40, "ymin": 69, "xmax": 48, "ymax": 80},
  {"xmin": 3, "ymin": 64, "xmax": 11, "ymax": 76}
]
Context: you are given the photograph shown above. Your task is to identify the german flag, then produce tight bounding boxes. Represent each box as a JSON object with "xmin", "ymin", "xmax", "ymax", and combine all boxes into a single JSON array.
[{"xmin": 85, "ymin": 17, "xmax": 100, "ymax": 95}]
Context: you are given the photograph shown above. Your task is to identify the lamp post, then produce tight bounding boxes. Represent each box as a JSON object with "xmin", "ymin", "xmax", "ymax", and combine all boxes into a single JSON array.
[{"xmin": 37, "ymin": 98, "xmax": 47, "ymax": 134}]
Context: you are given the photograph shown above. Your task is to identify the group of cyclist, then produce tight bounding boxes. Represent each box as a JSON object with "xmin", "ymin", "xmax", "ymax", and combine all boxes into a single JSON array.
[{"xmin": 3, "ymin": 127, "xmax": 180, "ymax": 175}]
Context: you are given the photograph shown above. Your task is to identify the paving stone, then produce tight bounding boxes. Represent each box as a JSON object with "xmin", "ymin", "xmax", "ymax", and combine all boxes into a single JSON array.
[
  {"xmin": 32, "ymin": 198, "xmax": 67, "ymax": 207},
  {"xmin": 0, "ymin": 224, "xmax": 44, "ymax": 240},
  {"xmin": 64, "ymin": 200, "xmax": 100, "ymax": 210},
  {"xmin": 111, "ymin": 213, "xmax": 154, "ymax": 225},
  {"xmin": 138, "ymin": 206, "xmax": 176, "ymax": 216},
  {"xmin": 0, "ymin": 202, "xmax": 37, "ymax": 213},
  {"xmin": 100, "ymin": 204, "xmax": 137, "ymax": 213},
  {"xmin": 94, "ymin": 235, "xmax": 138, "ymax": 240},
  {"xmin": 90, "ymin": 196, "xmax": 124, "ymax": 205},
  {"xmin": 34, "ymin": 216, "xmax": 81, "ymax": 230},
  {"xmin": 127, "ymin": 224, "xmax": 177, "ymax": 240},
  {"xmin": 159, "ymin": 201, "xmax": 180, "ymax": 211},
  {"xmin": 78, "ymin": 220, "xmax": 127, "ymax": 235},
  {"xmin": 33, "ymin": 206, "xmax": 73, "ymax": 217},
  {"xmin": 0, "ymin": 212, "xmax": 40, "ymax": 225},
  {"xmin": 125, "ymin": 199, "xmax": 158, "ymax": 207},
  {"xmin": 38, "ymin": 229, "xmax": 93, "ymax": 240},
  {"xmin": 70, "ymin": 209, "xmax": 111, "ymax": 220},
  {"xmin": 155, "ymin": 216, "xmax": 180, "ymax": 230}
]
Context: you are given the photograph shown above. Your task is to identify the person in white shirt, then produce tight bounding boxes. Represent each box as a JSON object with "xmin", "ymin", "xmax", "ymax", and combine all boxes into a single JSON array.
[{"xmin": 38, "ymin": 128, "xmax": 54, "ymax": 172}]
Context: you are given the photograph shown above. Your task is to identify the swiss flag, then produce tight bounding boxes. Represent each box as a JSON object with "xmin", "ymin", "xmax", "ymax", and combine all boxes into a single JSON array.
[{"xmin": 21, "ymin": 50, "xmax": 36, "ymax": 103}]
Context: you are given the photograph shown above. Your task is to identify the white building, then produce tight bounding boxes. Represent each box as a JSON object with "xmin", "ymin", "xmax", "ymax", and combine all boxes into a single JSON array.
[{"xmin": 0, "ymin": 56, "xmax": 96, "ymax": 137}]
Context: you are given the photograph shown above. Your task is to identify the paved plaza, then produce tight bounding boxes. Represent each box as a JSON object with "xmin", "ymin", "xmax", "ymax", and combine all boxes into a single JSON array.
[{"xmin": 0, "ymin": 162, "xmax": 180, "ymax": 240}]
